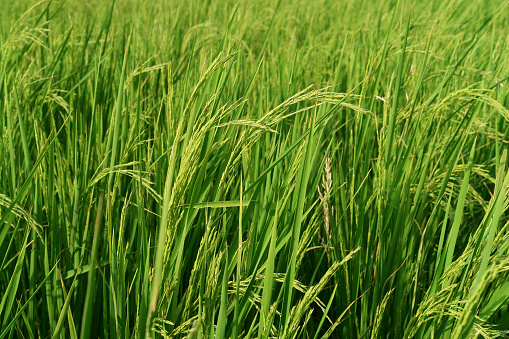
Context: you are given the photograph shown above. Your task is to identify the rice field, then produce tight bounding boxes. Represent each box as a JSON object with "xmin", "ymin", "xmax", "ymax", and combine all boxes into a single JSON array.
[{"xmin": 1, "ymin": 0, "xmax": 509, "ymax": 338}]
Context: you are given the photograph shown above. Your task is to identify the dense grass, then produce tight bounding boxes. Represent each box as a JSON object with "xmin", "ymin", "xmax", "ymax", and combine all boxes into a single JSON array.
[{"xmin": 1, "ymin": 0, "xmax": 509, "ymax": 338}]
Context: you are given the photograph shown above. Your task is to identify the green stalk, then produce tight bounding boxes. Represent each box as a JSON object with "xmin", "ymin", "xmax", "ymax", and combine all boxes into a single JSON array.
[{"xmin": 281, "ymin": 92, "xmax": 317, "ymax": 328}]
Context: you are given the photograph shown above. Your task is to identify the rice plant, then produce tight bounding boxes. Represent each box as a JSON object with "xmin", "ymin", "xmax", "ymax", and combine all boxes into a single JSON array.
[{"xmin": 1, "ymin": 0, "xmax": 509, "ymax": 338}]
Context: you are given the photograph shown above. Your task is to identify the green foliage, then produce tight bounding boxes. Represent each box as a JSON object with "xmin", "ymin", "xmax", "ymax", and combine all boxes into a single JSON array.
[{"xmin": 1, "ymin": 0, "xmax": 509, "ymax": 338}]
